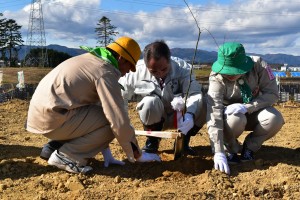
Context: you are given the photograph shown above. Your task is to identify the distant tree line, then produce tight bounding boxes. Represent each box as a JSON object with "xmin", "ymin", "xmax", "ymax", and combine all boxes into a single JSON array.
[
  {"xmin": 24, "ymin": 48, "xmax": 72, "ymax": 68},
  {"xmin": 0, "ymin": 13, "xmax": 23, "ymax": 67},
  {"xmin": 1, "ymin": 14, "xmax": 289, "ymax": 69},
  {"xmin": 1, "ymin": 13, "xmax": 119, "ymax": 68}
]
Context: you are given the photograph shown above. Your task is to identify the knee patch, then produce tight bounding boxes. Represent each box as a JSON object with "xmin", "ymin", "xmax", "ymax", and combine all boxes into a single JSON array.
[{"xmin": 137, "ymin": 95, "xmax": 164, "ymax": 125}]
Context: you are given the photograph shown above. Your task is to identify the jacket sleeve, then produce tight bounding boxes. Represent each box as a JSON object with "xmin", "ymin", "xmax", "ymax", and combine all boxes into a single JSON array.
[
  {"xmin": 244, "ymin": 57, "xmax": 279, "ymax": 114},
  {"xmin": 206, "ymin": 74, "xmax": 225, "ymax": 153},
  {"xmin": 96, "ymin": 73, "xmax": 142, "ymax": 162},
  {"xmin": 174, "ymin": 57, "xmax": 203, "ymax": 115},
  {"xmin": 119, "ymin": 60, "xmax": 152, "ymax": 110},
  {"xmin": 184, "ymin": 77, "xmax": 203, "ymax": 114}
]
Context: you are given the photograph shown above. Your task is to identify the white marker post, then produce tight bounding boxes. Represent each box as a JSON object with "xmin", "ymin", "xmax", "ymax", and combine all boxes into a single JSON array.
[{"xmin": 16, "ymin": 71, "xmax": 25, "ymax": 91}]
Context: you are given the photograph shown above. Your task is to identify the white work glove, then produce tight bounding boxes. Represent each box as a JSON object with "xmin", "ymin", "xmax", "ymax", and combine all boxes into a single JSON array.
[
  {"xmin": 213, "ymin": 152, "xmax": 230, "ymax": 175},
  {"xmin": 102, "ymin": 147, "xmax": 125, "ymax": 167},
  {"xmin": 224, "ymin": 103, "xmax": 247, "ymax": 115},
  {"xmin": 178, "ymin": 113, "xmax": 194, "ymax": 135},
  {"xmin": 136, "ymin": 152, "xmax": 161, "ymax": 162}
]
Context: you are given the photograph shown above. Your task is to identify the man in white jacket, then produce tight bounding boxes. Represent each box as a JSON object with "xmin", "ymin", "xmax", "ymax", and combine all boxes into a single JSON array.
[{"xmin": 119, "ymin": 40, "xmax": 207, "ymax": 155}]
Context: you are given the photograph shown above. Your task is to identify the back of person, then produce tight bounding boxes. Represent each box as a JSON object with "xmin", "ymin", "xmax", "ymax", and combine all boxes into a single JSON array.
[
  {"xmin": 26, "ymin": 36, "xmax": 161, "ymax": 174},
  {"xmin": 27, "ymin": 53, "xmax": 119, "ymax": 134}
]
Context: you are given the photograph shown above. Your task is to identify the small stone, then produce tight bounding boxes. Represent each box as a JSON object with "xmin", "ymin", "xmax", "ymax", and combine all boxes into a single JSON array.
[
  {"xmin": 207, "ymin": 189, "xmax": 215, "ymax": 193},
  {"xmin": 60, "ymin": 174, "xmax": 70, "ymax": 182},
  {"xmin": 134, "ymin": 180, "xmax": 141, "ymax": 187},
  {"xmin": 24, "ymin": 136, "xmax": 30, "ymax": 141},
  {"xmin": 0, "ymin": 159, "xmax": 6, "ymax": 164},
  {"xmin": 25, "ymin": 158, "xmax": 33, "ymax": 163},
  {"xmin": 67, "ymin": 181, "xmax": 84, "ymax": 191},
  {"xmin": 114, "ymin": 176, "xmax": 121, "ymax": 183},
  {"xmin": 66, "ymin": 176, "xmax": 85, "ymax": 191},
  {"xmin": 224, "ymin": 181, "xmax": 232, "ymax": 189},
  {"xmin": 0, "ymin": 184, "xmax": 7, "ymax": 192},
  {"xmin": 162, "ymin": 171, "xmax": 172, "ymax": 177},
  {"xmin": 57, "ymin": 183, "xmax": 64, "ymax": 189}
]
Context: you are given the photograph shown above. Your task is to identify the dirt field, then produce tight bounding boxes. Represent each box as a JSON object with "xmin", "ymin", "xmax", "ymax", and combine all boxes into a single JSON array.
[{"xmin": 0, "ymin": 99, "xmax": 299, "ymax": 199}]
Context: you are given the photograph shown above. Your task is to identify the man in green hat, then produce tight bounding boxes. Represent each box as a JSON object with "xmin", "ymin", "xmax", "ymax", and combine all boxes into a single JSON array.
[
  {"xmin": 26, "ymin": 36, "xmax": 161, "ymax": 174},
  {"xmin": 206, "ymin": 42, "xmax": 284, "ymax": 175}
]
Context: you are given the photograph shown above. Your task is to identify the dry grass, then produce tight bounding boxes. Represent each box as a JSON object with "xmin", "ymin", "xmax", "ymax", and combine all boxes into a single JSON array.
[
  {"xmin": 1, "ymin": 67, "xmax": 211, "ymax": 85},
  {"xmin": 193, "ymin": 67, "xmax": 211, "ymax": 78},
  {"xmin": 0, "ymin": 67, "xmax": 52, "ymax": 84}
]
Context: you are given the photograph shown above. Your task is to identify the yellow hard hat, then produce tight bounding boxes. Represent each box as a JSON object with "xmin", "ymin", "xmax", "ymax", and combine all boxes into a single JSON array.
[{"xmin": 106, "ymin": 36, "xmax": 141, "ymax": 72}]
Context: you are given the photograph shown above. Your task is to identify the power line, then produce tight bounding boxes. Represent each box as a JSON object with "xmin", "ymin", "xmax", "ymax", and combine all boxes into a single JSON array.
[
  {"xmin": 3, "ymin": 1, "xmax": 300, "ymax": 35},
  {"xmin": 37, "ymin": 1, "xmax": 300, "ymax": 32},
  {"xmin": 104, "ymin": 0, "xmax": 300, "ymax": 17},
  {"xmin": 3, "ymin": 0, "xmax": 300, "ymax": 16},
  {"xmin": 3, "ymin": 0, "xmax": 300, "ymax": 18}
]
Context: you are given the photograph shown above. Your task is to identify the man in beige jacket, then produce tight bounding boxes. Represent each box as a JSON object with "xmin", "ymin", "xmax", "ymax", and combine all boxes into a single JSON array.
[{"xmin": 26, "ymin": 36, "xmax": 160, "ymax": 174}]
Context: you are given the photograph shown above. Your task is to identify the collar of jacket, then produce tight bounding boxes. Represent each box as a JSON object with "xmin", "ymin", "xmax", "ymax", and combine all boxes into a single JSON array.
[{"xmin": 80, "ymin": 46, "xmax": 119, "ymax": 70}]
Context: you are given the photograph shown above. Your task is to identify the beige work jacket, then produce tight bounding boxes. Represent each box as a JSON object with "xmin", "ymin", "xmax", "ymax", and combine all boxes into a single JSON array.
[
  {"xmin": 26, "ymin": 53, "xmax": 141, "ymax": 161},
  {"xmin": 206, "ymin": 56, "xmax": 279, "ymax": 153}
]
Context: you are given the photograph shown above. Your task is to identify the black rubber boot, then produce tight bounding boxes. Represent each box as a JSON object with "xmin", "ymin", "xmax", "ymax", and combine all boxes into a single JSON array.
[
  {"xmin": 40, "ymin": 140, "xmax": 64, "ymax": 160},
  {"xmin": 143, "ymin": 136, "xmax": 160, "ymax": 153},
  {"xmin": 182, "ymin": 125, "xmax": 200, "ymax": 156},
  {"xmin": 142, "ymin": 118, "xmax": 164, "ymax": 153},
  {"xmin": 183, "ymin": 135, "xmax": 196, "ymax": 156},
  {"xmin": 240, "ymin": 142, "xmax": 254, "ymax": 162}
]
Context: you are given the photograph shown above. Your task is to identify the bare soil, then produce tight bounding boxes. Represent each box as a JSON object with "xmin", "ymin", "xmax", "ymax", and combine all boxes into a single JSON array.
[{"xmin": 0, "ymin": 99, "xmax": 299, "ymax": 199}]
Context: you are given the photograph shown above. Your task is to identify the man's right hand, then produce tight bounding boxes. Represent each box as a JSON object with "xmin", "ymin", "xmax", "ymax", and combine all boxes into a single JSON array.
[
  {"xmin": 178, "ymin": 113, "xmax": 194, "ymax": 135},
  {"xmin": 136, "ymin": 152, "xmax": 161, "ymax": 162},
  {"xmin": 213, "ymin": 152, "xmax": 230, "ymax": 175}
]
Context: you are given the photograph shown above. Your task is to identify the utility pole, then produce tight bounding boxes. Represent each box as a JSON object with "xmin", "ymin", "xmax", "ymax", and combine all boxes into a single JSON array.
[{"xmin": 24, "ymin": 0, "xmax": 48, "ymax": 67}]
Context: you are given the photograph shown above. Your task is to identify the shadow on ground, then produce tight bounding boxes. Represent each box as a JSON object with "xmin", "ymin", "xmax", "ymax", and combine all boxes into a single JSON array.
[{"xmin": 1, "ymin": 144, "xmax": 299, "ymax": 181}]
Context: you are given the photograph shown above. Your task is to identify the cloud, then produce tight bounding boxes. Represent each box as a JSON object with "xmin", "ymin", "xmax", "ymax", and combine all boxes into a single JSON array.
[{"xmin": 2, "ymin": 0, "xmax": 300, "ymax": 55}]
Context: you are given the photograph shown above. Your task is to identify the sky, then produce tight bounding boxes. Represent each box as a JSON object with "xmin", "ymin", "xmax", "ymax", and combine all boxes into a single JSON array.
[{"xmin": 1, "ymin": 0, "xmax": 300, "ymax": 56}]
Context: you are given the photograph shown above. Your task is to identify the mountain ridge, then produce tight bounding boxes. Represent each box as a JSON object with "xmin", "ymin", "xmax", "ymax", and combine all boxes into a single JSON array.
[{"xmin": 18, "ymin": 45, "xmax": 300, "ymax": 66}]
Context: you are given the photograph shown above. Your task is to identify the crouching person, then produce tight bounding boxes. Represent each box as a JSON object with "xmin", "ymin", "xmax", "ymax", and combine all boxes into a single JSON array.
[
  {"xmin": 206, "ymin": 42, "xmax": 285, "ymax": 175},
  {"xmin": 119, "ymin": 40, "xmax": 207, "ymax": 155},
  {"xmin": 26, "ymin": 36, "xmax": 160, "ymax": 174}
]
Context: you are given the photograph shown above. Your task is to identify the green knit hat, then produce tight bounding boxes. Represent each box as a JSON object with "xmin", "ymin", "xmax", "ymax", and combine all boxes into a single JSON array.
[{"xmin": 212, "ymin": 42, "xmax": 254, "ymax": 75}]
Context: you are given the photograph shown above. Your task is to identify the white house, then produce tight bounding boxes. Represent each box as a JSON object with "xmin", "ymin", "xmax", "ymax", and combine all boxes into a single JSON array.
[{"xmin": 280, "ymin": 63, "xmax": 288, "ymax": 71}]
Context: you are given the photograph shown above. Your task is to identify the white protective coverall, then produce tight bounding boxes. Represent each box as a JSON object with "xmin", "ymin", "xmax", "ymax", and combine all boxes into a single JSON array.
[{"xmin": 119, "ymin": 56, "xmax": 206, "ymax": 131}]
